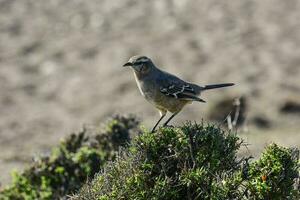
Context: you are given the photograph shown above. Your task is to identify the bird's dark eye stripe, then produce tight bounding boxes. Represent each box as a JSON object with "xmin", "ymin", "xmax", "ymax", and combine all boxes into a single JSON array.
[{"xmin": 134, "ymin": 61, "xmax": 143, "ymax": 65}]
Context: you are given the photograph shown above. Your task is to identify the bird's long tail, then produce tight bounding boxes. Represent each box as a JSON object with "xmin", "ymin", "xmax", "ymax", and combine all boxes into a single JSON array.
[{"xmin": 202, "ymin": 83, "xmax": 234, "ymax": 90}]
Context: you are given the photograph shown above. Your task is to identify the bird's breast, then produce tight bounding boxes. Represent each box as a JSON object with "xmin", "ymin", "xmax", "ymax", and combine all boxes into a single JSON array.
[
  {"xmin": 134, "ymin": 73, "xmax": 146, "ymax": 97},
  {"xmin": 134, "ymin": 75, "xmax": 159, "ymax": 102}
]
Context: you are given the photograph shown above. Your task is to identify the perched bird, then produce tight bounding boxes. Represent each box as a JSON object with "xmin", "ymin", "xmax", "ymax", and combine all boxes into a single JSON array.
[{"xmin": 123, "ymin": 55, "xmax": 234, "ymax": 132}]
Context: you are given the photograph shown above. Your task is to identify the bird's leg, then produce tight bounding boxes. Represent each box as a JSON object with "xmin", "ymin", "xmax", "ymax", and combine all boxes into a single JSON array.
[
  {"xmin": 151, "ymin": 112, "xmax": 166, "ymax": 133},
  {"xmin": 163, "ymin": 111, "xmax": 179, "ymax": 127}
]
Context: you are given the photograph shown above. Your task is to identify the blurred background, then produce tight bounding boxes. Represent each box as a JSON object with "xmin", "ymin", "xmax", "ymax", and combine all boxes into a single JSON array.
[{"xmin": 0, "ymin": 0, "xmax": 300, "ymax": 184}]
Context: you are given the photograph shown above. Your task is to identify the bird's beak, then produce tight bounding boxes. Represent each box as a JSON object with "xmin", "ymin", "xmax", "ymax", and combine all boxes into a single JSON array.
[{"xmin": 123, "ymin": 62, "xmax": 132, "ymax": 67}]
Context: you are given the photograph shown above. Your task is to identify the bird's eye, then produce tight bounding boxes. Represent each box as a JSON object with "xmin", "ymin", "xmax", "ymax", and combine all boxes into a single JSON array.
[{"xmin": 134, "ymin": 61, "xmax": 143, "ymax": 65}]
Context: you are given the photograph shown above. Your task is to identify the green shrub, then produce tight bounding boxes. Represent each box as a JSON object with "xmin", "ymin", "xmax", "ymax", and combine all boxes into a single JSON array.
[
  {"xmin": 246, "ymin": 143, "xmax": 299, "ymax": 199},
  {"xmin": 74, "ymin": 122, "xmax": 299, "ymax": 200},
  {"xmin": 1, "ymin": 117, "xmax": 299, "ymax": 200},
  {"xmin": 0, "ymin": 115, "xmax": 140, "ymax": 200}
]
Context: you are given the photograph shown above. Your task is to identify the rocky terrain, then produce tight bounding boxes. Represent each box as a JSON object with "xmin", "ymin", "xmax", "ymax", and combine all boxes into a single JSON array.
[{"xmin": 0, "ymin": 0, "xmax": 300, "ymax": 184}]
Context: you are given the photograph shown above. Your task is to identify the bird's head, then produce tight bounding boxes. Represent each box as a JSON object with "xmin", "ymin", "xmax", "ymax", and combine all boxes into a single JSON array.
[{"xmin": 123, "ymin": 55, "xmax": 154, "ymax": 74}]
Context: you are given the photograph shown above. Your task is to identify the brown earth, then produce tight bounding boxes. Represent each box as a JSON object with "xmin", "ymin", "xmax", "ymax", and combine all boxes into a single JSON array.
[{"xmin": 0, "ymin": 0, "xmax": 300, "ymax": 184}]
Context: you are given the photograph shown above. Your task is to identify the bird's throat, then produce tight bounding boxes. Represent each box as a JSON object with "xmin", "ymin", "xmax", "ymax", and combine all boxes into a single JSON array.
[
  {"xmin": 133, "ymin": 69, "xmax": 146, "ymax": 80},
  {"xmin": 133, "ymin": 72, "xmax": 145, "ymax": 96}
]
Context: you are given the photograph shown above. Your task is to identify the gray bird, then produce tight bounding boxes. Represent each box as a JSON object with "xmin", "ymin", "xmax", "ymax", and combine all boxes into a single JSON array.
[{"xmin": 123, "ymin": 55, "xmax": 234, "ymax": 133}]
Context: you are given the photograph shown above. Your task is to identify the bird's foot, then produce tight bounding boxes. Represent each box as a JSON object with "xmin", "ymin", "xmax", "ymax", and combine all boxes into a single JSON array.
[
  {"xmin": 151, "ymin": 127, "xmax": 158, "ymax": 133},
  {"xmin": 151, "ymin": 125, "xmax": 174, "ymax": 133},
  {"xmin": 162, "ymin": 124, "xmax": 174, "ymax": 128}
]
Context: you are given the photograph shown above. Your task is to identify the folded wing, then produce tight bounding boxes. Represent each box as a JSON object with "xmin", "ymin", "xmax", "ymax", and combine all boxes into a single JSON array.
[{"xmin": 157, "ymin": 77, "xmax": 205, "ymax": 103}]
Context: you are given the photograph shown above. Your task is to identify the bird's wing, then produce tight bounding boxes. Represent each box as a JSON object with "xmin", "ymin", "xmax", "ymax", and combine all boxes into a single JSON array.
[{"xmin": 157, "ymin": 75, "xmax": 206, "ymax": 102}]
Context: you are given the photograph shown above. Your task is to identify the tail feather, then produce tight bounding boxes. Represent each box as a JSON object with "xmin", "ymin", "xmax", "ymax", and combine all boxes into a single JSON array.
[{"xmin": 203, "ymin": 83, "xmax": 234, "ymax": 90}]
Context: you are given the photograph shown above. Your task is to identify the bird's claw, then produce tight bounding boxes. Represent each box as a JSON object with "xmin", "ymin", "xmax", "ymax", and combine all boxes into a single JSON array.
[
  {"xmin": 151, "ymin": 124, "xmax": 174, "ymax": 133},
  {"xmin": 163, "ymin": 124, "xmax": 174, "ymax": 128}
]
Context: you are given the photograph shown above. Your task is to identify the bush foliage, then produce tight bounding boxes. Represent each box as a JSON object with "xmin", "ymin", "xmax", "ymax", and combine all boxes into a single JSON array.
[
  {"xmin": 74, "ymin": 122, "xmax": 299, "ymax": 200},
  {"xmin": 0, "ymin": 115, "xmax": 140, "ymax": 200},
  {"xmin": 0, "ymin": 115, "xmax": 299, "ymax": 200}
]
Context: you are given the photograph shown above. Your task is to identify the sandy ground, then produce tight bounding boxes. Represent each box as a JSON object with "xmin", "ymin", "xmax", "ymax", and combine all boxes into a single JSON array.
[{"xmin": 0, "ymin": 0, "xmax": 300, "ymax": 184}]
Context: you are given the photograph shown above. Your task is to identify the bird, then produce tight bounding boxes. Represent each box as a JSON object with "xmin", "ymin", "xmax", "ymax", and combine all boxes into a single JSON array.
[{"xmin": 123, "ymin": 55, "xmax": 234, "ymax": 133}]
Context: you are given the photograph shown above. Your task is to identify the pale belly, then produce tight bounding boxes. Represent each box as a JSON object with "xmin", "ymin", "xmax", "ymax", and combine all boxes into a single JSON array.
[
  {"xmin": 134, "ymin": 73, "xmax": 190, "ymax": 113},
  {"xmin": 141, "ymin": 87, "xmax": 190, "ymax": 113}
]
